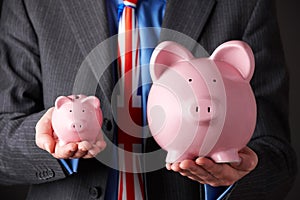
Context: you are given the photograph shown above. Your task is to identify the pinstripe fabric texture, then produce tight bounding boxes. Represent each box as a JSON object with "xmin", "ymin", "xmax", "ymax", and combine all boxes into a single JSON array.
[{"xmin": 0, "ymin": 0, "xmax": 297, "ymax": 199}]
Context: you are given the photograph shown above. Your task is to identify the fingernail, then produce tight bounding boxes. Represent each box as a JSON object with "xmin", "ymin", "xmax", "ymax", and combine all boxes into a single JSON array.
[
  {"xmin": 196, "ymin": 158, "xmax": 205, "ymax": 165},
  {"xmin": 179, "ymin": 162, "xmax": 185, "ymax": 169}
]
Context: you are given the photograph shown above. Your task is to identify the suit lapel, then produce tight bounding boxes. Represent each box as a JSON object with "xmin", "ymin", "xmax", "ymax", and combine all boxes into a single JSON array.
[
  {"xmin": 59, "ymin": 0, "xmax": 110, "ymax": 55},
  {"xmin": 59, "ymin": 1, "xmax": 115, "ymax": 131},
  {"xmin": 161, "ymin": 0, "xmax": 216, "ymax": 42}
]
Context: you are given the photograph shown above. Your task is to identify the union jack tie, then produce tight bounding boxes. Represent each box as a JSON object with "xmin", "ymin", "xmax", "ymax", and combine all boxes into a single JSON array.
[{"xmin": 117, "ymin": 1, "xmax": 145, "ymax": 200}]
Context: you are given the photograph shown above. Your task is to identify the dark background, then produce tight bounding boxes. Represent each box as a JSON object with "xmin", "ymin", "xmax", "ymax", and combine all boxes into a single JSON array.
[
  {"xmin": 0, "ymin": 0, "xmax": 299, "ymax": 199},
  {"xmin": 277, "ymin": 0, "xmax": 300, "ymax": 199}
]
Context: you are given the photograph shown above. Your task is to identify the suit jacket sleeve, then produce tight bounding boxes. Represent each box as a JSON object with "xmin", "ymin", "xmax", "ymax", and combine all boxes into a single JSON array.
[
  {"xmin": 225, "ymin": 0, "xmax": 297, "ymax": 199},
  {"xmin": 0, "ymin": 0, "xmax": 66, "ymax": 184}
]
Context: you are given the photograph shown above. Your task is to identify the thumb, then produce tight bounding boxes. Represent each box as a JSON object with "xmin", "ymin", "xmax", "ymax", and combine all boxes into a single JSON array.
[
  {"xmin": 230, "ymin": 146, "xmax": 258, "ymax": 171},
  {"xmin": 35, "ymin": 107, "xmax": 55, "ymax": 153},
  {"xmin": 36, "ymin": 132, "xmax": 55, "ymax": 153},
  {"xmin": 44, "ymin": 138, "xmax": 55, "ymax": 154}
]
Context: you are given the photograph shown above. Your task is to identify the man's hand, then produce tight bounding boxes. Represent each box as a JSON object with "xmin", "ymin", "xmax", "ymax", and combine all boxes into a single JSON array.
[
  {"xmin": 35, "ymin": 107, "xmax": 105, "ymax": 159},
  {"xmin": 166, "ymin": 146, "xmax": 258, "ymax": 187}
]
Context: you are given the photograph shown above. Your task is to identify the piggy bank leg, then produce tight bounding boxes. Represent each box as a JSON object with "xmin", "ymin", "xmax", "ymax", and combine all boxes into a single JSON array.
[
  {"xmin": 166, "ymin": 151, "xmax": 195, "ymax": 163},
  {"xmin": 210, "ymin": 148, "xmax": 241, "ymax": 163},
  {"xmin": 166, "ymin": 151, "xmax": 182, "ymax": 163}
]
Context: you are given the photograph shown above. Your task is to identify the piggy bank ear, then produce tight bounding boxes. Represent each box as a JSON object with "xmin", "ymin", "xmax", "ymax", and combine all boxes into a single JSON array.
[
  {"xmin": 82, "ymin": 96, "xmax": 100, "ymax": 108},
  {"xmin": 55, "ymin": 96, "xmax": 72, "ymax": 109},
  {"xmin": 211, "ymin": 41, "xmax": 255, "ymax": 82},
  {"xmin": 150, "ymin": 41, "xmax": 194, "ymax": 81}
]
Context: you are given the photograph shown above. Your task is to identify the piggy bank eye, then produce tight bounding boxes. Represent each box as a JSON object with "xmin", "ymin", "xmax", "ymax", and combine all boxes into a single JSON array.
[
  {"xmin": 82, "ymin": 109, "xmax": 85, "ymax": 112},
  {"xmin": 188, "ymin": 78, "xmax": 193, "ymax": 82},
  {"xmin": 69, "ymin": 110, "xmax": 72, "ymax": 112}
]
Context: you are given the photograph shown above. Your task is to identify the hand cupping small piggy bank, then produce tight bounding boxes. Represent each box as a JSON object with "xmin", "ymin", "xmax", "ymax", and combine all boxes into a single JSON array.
[
  {"xmin": 52, "ymin": 95, "xmax": 106, "ymax": 147},
  {"xmin": 147, "ymin": 41, "xmax": 256, "ymax": 163}
]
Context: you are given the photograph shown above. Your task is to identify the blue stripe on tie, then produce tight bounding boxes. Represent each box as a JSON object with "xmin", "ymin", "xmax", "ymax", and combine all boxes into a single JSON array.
[
  {"xmin": 59, "ymin": 159, "xmax": 73, "ymax": 175},
  {"xmin": 70, "ymin": 158, "xmax": 79, "ymax": 173},
  {"xmin": 204, "ymin": 184, "xmax": 234, "ymax": 200},
  {"xmin": 117, "ymin": 4, "xmax": 125, "ymax": 20}
]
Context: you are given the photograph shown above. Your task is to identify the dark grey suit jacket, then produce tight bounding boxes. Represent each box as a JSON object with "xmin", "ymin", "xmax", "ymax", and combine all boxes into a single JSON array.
[{"xmin": 0, "ymin": 0, "xmax": 297, "ymax": 199}]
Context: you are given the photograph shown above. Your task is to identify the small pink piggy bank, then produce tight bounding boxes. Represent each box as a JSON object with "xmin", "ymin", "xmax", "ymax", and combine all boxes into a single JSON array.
[
  {"xmin": 52, "ymin": 94, "xmax": 106, "ymax": 147},
  {"xmin": 147, "ymin": 41, "xmax": 256, "ymax": 163}
]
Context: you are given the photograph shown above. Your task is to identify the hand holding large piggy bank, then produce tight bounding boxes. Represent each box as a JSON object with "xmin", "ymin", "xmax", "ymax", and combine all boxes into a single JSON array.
[
  {"xmin": 147, "ymin": 41, "xmax": 256, "ymax": 163},
  {"xmin": 52, "ymin": 94, "xmax": 106, "ymax": 149}
]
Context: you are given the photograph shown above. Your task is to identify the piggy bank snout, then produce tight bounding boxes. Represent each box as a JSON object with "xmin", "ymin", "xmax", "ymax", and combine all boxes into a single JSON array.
[
  {"xmin": 70, "ymin": 120, "xmax": 86, "ymax": 132},
  {"xmin": 189, "ymin": 99, "xmax": 213, "ymax": 122}
]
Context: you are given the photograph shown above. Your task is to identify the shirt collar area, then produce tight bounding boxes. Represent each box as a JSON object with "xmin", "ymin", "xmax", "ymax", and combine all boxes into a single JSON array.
[{"xmin": 117, "ymin": 0, "xmax": 167, "ymax": 6}]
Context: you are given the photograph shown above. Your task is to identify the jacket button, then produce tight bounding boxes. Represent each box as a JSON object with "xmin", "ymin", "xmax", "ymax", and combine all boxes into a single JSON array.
[
  {"xmin": 89, "ymin": 186, "xmax": 101, "ymax": 199},
  {"xmin": 103, "ymin": 118, "xmax": 112, "ymax": 132},
  {"xmin": 36, "ymin": 171, "xmax": 43, "ymax": 180},
  {"xmin": 42, "ymin": 170, "xmax": 48, "ymax": 179},
  {"xmin": 45, "ymin": 169, "xmax": 54, "ymax": 179},
  {"xmin": 36, "ymin": 169, "xmax": 55, "ymax": 180}
]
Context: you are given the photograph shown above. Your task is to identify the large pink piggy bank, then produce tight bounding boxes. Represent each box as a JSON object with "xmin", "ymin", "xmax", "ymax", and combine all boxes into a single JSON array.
[
  {"xmin": 52, "ymin": 95, "xmax": 106, "ymax": 146},
  {"xmin": 147, "ymin": 41, "xmax": 256, "ymax": 163}
]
